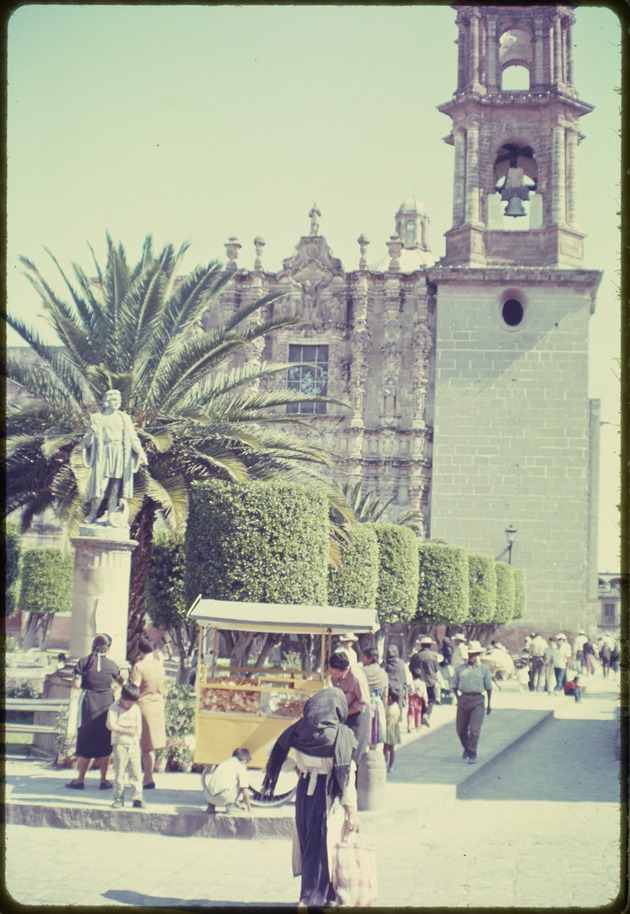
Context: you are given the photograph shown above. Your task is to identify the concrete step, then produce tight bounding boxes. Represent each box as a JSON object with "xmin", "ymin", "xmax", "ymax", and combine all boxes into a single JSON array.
[{"xmin": 4, "ymin": 697, "xmax": 552, "ymax": 839}]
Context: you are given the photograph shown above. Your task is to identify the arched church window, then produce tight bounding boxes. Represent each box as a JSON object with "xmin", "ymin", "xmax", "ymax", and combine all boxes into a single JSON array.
[
  {"xmin": 405, "ymin": 220, "xmax": 416, "ymax": 247},
  {"xmin": 501, "ymin": 64, "xmax": 530, "ymax": 91},
  {"xmin": 287, "ymin": 343, "xmax": 329, "ymax": 414}
]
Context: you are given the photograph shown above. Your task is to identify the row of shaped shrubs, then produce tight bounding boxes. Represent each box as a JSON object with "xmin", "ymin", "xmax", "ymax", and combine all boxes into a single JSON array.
[{"xmin": 149, "ymin": 480, "xmax": 525, "ymax": 633}]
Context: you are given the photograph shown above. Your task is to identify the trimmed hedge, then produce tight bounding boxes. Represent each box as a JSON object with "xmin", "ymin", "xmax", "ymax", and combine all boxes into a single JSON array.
[
  {"xmin": 416, "ymin": 542, "xmax": 469, "ymax": 626},
  {"xmin": 370, "ymin": 523, "xmax": 419, "ymax": 624},
  {"xmin": 513, "ymin": 567, "xmax": 526, "ymax": 620},
  {"xmin": 4, "ymin": 522, "xmax": 22, "ymax": 617},
  {"xmin": 494, "ymin": 562, "xmax": 515, "ymax": 624},
  {"xmin": 185, "ymin": 480, "xmax": 329, "ymax": 605},
  {"xmin": 328, "ymin": 524, "xmax": 379, "ymax": 609},
  {"xmin": 468, "ymin": 552, "xmax": 497, "ymax": 625},
  {"xmin": 147, "ymin": 531, "xmax": 187, "ymax": 630},
  {"xmin": 20, "ymin": 548, "xmax": 73, "ymax": 615}
]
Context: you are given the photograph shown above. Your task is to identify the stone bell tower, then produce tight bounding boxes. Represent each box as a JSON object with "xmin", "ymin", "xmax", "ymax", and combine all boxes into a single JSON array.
[
  {"xmin": 441, "ymin": 4, "xmax": 592, "ymax": 268},
  {"xmin": 428, "ymin": 4, "xmax": 602, "ymax": 634}
]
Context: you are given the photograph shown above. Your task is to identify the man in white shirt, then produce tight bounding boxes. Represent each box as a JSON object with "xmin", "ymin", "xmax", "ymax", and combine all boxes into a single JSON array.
[
  {"xmin": 204, "ymin": 748, "xmax": 252, "ymax": 814},
  {"xmin": 552, "ymin": 633, "xmax": 572, "ymax": 692}
]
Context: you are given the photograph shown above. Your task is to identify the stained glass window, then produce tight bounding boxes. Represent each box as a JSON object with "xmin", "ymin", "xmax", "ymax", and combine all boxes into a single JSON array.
[{"xmin": 287, "ymin": 344, "xmax": 329, "ymax": 414}]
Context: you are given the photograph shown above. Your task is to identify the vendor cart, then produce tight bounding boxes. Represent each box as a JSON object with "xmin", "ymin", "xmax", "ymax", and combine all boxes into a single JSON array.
[{"xmin": 187, "ymin": 596, "xmax": 379, "ymax": 805}]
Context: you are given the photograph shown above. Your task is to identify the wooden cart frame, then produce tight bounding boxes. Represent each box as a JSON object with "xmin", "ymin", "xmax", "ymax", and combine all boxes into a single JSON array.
[{"xmin": 187, "ymin": 597, "xmax": 379, "ymax": 803}]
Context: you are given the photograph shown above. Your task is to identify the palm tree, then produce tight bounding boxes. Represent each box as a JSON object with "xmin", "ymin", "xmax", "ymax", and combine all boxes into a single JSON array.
[
  {"xmin": 4, "ymin": 234, "xmax": 349, "ymax": 655},
  {"xmin": 335, "ymin": 480, "xmax": 423, "ymax": 530}
]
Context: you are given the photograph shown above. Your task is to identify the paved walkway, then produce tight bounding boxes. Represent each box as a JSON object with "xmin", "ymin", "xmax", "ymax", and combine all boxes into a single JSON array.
[{"xmin": 4, "ymin": 675, "xmax": 626, "ymax": 909}]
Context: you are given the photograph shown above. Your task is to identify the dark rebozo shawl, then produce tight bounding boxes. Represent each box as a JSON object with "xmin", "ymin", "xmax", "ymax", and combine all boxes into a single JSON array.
[{"xmin": 262, "ymin": 688, "xmax": 356, "ymax": 802}]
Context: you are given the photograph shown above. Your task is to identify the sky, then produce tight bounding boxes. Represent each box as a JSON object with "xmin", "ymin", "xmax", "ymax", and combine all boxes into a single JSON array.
[{"xmin": 6, "ymin": 4, "xmax": 623, "ymax": 571}]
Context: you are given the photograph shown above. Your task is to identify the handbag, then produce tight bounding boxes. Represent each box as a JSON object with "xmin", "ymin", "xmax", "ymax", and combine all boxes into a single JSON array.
[{"xmin": 332, "ymin": 831, "xmax": 378, "ymax": 907}]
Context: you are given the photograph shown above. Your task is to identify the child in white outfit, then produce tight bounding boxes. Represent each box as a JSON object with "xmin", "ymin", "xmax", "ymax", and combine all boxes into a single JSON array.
[
  {"xmin": 204, "ymin": 748, "xmax": 252, "ymax": 814},
  {"xmin": 106, "ymin": 682, "xmax": 144, "ymax": 809}
]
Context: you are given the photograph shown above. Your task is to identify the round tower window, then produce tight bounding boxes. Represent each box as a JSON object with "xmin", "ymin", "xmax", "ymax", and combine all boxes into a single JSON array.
[{"xmin": 502, "ymin": 298, "xmax": 524, "ymax": 326}]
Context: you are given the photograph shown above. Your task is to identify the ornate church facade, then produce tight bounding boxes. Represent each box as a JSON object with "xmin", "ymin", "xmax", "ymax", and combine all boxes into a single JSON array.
[{"xmin": 209, "ymin": 4, "xmax": 601, "ymax": 634}]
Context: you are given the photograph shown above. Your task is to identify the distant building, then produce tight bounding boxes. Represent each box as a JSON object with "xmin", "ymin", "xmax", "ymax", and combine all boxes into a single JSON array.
[{"xmin": 597, "ymin": 574, "xmax": 623, "ymax": 632}]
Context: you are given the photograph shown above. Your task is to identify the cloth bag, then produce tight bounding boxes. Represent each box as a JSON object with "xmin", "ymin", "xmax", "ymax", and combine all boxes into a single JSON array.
[{"xmin": 332, "ymin": 831, "xmax": 378, "ymax": 907}]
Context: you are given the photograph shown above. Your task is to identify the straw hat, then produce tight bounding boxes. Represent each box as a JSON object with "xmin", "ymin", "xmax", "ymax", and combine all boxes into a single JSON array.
[
  {"xmin": 338, "ymin": 632, "xmax": 358, "ymax": 643},
  {"xmin": 466, "ymin": 640, "xmax": 484, "ymax": 654}
]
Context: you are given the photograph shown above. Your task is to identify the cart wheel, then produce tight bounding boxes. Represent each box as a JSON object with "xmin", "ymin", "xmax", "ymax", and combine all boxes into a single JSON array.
[{"xmin": 248, "ymin": 761, "xmax": 298, "ymax": 807}]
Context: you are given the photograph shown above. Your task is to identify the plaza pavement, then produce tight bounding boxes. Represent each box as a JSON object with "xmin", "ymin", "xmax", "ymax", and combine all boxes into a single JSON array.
[{"xmin": 3, "ymin": 674, "xmax": 626, "ymax": 909}]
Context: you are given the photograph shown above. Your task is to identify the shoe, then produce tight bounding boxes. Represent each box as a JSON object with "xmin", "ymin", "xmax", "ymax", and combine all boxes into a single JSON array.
[
  {"xmin": 468, "ymin": 754, "xmax": 477, "ymax": 764},
  {"xmin": 112, "ymin": 797, "xmax": 124, "ymax": 809},
  {"xmin": 99, "ymin": 780, "xmax": 113, "ymax": 790},
  {"xmin": 462, "ymin": 750, "xmax": 470, "ymax": 760},
  {"xmin": 224, "ymin": 803, "xmax": 240, "ymax": 814},
  {"xmin": 421, "ymin": 718, "xmax": 431, "ymax": 727},
  {"xmin": 206, "ymin": 803, "xmax": 216, "ymax": 814},
  {"xmin": 407, "ymin": 728, "xmax": 411, "ymax": 734},
  {"xmin": 143, "ymin": 781, "xmax": 156, "ymax": 789},
  {"xmin": 132, "ymin": 800, "xmax": 146, "ymax": 809},
  {"xmin": 65, "ymin": 781, "xmax": 84, "ymax": 790}
]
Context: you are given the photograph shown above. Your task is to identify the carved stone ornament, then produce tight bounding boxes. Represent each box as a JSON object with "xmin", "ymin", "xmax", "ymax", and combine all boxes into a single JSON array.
[{"xmin": 281, "ymin": 235, "xmax": 344, "ymax": 297}]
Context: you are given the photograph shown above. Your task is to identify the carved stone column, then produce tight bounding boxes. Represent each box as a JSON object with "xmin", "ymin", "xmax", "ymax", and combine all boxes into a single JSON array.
[
  {"xmin": 486, "ymin": 16, "xmax": 498, "ymax": 92},
  {"xmin": 551, "ymin": 125, "xmax": 567, "ymax": 225},
  {"xmin": 566, "ymin": 129, "xmax": 578, "ymax": 227},
  {"xmin": 533, "ymin": 21, "xmax": 544, "ymax": 87},
  {"xmin": 69, "ymin": 528, "xmax": 138, "ymax": 668},
  {"xmin": 553, "ymin": 15, "xmax": 563, "ymax": 87},
  {"xmin": 453, "ymin": 131, "xmax": 466, "ymax": 226},
  {"xmin": 465, "ymin": 122, "xmax": 481, "ymax": 224}
]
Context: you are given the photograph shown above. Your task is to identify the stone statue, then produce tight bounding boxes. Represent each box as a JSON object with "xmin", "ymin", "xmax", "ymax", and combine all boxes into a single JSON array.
[
  {"xmin": 82, "ymin": 389, "xmax": 147, "ymax": 525},
  {"xmin": 309, "ymin": 203, "xmax": 321, "ymax": 236}
]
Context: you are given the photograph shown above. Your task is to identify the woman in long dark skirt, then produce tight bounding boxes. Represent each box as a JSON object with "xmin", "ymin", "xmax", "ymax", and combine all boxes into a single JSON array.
[
  {"xmin": 66, "ymin": 633, "xmax": 123, "ymax": 790},
  {"xmin": 263, "ymin": 689, "xmax": 358, "ymax": 908}
]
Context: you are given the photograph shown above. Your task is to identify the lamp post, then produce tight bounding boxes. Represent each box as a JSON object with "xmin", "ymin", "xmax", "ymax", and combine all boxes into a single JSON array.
[{"xmin": 505, "ymin": 525, "xmax": 518, "ymax": 564}]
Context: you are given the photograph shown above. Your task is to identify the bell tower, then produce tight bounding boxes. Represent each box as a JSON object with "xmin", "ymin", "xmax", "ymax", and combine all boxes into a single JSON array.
[
  {"xmin": 428, "ymin": 4, "xmax": 602, "ymax": 634},
  {"xmin": 440, "ymin": 4, "xmax": 593, "ymax": 267}
]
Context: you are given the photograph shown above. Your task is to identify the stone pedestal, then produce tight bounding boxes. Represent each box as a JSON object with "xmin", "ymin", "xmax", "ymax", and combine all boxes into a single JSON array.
[
  {"xmin": 69, "ymin": 525, "xmax": 137, "ymax": 669},
  {"xmin": 357, "ymin": 748, "xmax": 387, "ymax": 811}
]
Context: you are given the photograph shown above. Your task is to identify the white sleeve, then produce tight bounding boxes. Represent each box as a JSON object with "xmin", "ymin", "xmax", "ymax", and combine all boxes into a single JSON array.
[{"xmin": 341, "ymin": 760, "xmax": 357, "ymax": 809}]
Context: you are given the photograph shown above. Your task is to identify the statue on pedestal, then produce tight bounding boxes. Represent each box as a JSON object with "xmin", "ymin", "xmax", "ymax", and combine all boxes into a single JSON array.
[{"xmin": 82, "ymin": 390, "xmax": 147, "ymax": 526}]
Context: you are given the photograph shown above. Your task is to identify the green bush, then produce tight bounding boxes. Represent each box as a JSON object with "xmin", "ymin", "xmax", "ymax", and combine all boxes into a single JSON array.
[
  {"xmin": 468, "ymin": 553, "xmax": 497, "ymax": 625},
  {"xmin": 513, "ymin": 567, "xmax": 526, "ymax": 620},
  {"xmin": 494, "ymin": 562, "xmax": 516, "ymax": 624},
  {"xmin": 328, "ymin": 524, "xmax": 379, "ymax": 609},
  {"xmin": 147, "ymin": 531, "xmax": 187, "ymax": 630},
  {"xmin": 416, "ymin": 542, "xmax": 469, "ymax": 627},
  {"xmin": 20, "ymin": 548, "xmax": 73, "ymax": 615},
  {"xmin": 163, "ymin": 682, "xmax": 195, "ymax": 739},
  {"xmin": 185, "ymin": 480, "xmax": 329, "ymax": 605},
  {"xmin": 370, "ymin": 523, "xmax": 419, "ymax": 624},
  {"xmin": 4, "ymin": 522, "xmax": 22, "ymax": 617}
]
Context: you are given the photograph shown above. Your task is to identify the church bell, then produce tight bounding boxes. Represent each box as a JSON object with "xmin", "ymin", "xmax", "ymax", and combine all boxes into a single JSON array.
[{"xmin": 504, "ymin": 197, "xmax": 527, "ymax": 218}]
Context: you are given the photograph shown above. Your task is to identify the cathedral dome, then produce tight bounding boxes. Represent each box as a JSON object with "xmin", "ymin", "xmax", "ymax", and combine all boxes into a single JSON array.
[{"xmin": 397, "ymin": 197, "xmax": 428, "ymax": 216}]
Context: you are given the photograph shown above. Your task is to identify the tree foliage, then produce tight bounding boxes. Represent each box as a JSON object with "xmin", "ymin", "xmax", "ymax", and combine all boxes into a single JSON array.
[
  {"xmin": 370, "ymin": 523, "xmax": 419, "ymax": 625},
  {"xmin": 416, "ymin": 541, "xmax": 469, "ymax": 627},
  {"xmin": 328, "ymin": 524, "xmax": 379, "ymax": 610},
  {"xmin": 4, "ymin": 521, "xmax": 22, "ymax": 617},
  {"xmin": 467, "ymin": 552, "xmax": 497, "ymax": 625},
  {"xmin": 20, "ymin": 548, "xmax": 73, "ymax": 615},
  {"xmin": 494, "ymin": 562, "xmax": 516, "ymax": 624},
  {"xmin": 512, "ymin": 567, "xmax": 526, "ymax": 620}
]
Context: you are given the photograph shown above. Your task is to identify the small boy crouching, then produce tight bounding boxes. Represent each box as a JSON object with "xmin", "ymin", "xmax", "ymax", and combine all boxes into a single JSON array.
[
  {"xmin": 106, "ymin": 682, "xmax": 145, "ymax": 809},
  {"xmin": 204, "ymin": 748, "xmax": 252, "ymax": 814}
]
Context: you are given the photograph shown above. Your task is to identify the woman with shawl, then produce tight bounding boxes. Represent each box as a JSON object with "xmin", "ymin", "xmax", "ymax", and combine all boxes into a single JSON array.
[
  {"xmin": 361, "ymin": 647, "xmax": 389, "ymax": 747},
  {"xmin": 383, "ymin": 645, "xmax": 408, "ymax": 714},
  {"xmin": 262, "ymin": 689, "xmax": 359, "ymax": 907}
]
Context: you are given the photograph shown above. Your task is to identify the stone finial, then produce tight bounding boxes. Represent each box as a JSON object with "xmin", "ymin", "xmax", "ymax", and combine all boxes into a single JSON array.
[
  {"xmin": 357, "ymin": 234, "xmax": 370, "ymax": 270},
  {"xmin": 224, "ymin": 236, "xmax": 242, "ymax": 271},
  {"xmin": 309, "ymin": 203, "xmax": 321, "ymax": 236},
  {"xmin": 387, "ymin": 234, "xmax": 403, "ymax": 271},
  {"xmin": 253, "ymin": 235, "xmax": 266, "ymax": 271}
]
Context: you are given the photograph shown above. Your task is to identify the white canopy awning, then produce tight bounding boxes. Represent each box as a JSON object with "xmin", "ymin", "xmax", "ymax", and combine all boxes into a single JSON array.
[{"xmin": 187, "ymin": 596, "xmax": 379, "ymax": 635}]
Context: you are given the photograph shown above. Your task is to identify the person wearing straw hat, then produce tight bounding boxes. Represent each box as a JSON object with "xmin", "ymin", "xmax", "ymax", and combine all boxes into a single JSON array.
[
  {"xmin": 408, "ymin": 635, "xmax": 441, "ymax": 726},
  {"xmin": 334, "ymin": 632, "xmax": 360, "ymax": 671},
  {"xmin": 451, "ymin": 640, "xmax": 492, "ymax": 764}
]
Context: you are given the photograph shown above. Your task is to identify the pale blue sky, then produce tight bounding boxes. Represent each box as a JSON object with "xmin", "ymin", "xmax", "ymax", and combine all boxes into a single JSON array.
[{"xmin": 6, "ymin": 4, "xmax": 622, "ymax": 569}]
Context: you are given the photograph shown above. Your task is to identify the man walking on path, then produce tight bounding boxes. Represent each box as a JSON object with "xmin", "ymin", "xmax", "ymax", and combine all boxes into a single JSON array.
[{"xmin": 452, "ymin": 640, "xmax": 492, "ymax": 764}]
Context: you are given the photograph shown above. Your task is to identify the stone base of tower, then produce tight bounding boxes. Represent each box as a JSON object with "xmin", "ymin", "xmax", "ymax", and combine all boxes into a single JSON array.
[{"xmin": 444, "ymin": 225, "xmax": 586, "ymax": 268}]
